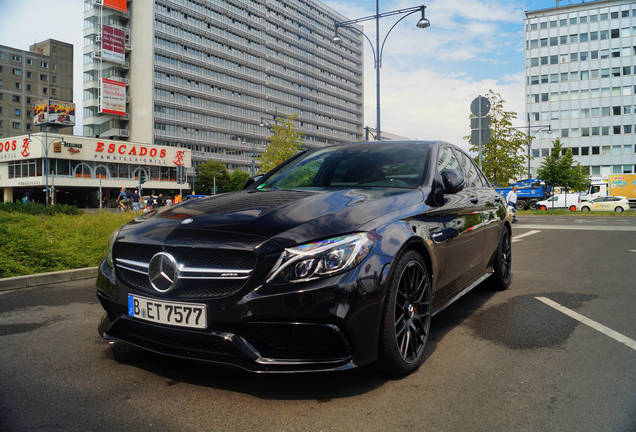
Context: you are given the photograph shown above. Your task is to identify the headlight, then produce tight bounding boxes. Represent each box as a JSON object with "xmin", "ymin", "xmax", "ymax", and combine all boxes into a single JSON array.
[
  {"xmin": 105, "ymin": 229, "xmax": 120, "ymax": 267},
  {"xmin": 267, "ymin": 233, "xmax": 373, "ymax": 284}
]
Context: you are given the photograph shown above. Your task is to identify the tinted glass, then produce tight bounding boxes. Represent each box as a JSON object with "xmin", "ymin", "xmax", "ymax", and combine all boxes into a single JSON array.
[
  {"xmin": 454, "ymin": 149, "xmax": 480, "ymax": 188},
  {"xmin": 437, "ymin": 146, "xmax": 460, "ymax": 173},
  {"xmin": 260, "ymin": 145, "xmax": 431, "ymax": 191}
]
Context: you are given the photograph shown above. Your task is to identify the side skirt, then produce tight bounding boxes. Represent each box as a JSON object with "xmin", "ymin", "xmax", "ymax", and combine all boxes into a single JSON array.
[{"xmin": 432, "ymin": 271, "xmax": 493, "ymax": 317}]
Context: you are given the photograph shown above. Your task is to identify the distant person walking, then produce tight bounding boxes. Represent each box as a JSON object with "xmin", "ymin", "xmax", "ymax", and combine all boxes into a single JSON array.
[
  {"xmin": 132, "ymin": 189, "xmax": 140, "ymax": 211},
  {"xmin": 155, "ymin": 193, "xmax": 165, "ymax": 207},
  {"xmin": 507, "ymin": 186, "xmax": 518, "ymax": 223},
  {"xmin": 117, "ymin": 187, "xmax": 130, "ymax": 212},
  {"xmin": 21, "ymin": 193, "xmax": 30, "ymax": 204}
]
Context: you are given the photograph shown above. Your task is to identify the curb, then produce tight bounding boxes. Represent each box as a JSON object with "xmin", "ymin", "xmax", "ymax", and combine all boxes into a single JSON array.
[{"xmin": 0, "ymin": 267, "xmax": 98, "ymax": 292}]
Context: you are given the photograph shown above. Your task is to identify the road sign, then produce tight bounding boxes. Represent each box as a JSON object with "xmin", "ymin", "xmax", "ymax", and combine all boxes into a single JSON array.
[
  {"xmin": 470, "ymin": 96, "xmax": 491, "ymax": 116},
  {"xmin": 470, "ymin": 117, "xmax": 491, "ymax": 130},
  {"xmin": 471, "ymin": 128, "xmax": 490, "ymax": 146}
]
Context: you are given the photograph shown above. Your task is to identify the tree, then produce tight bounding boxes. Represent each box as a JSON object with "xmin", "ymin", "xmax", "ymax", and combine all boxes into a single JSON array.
[
  {"xmin": 260, "ymin": 114, "xmax": 304, "ymax": 172},
  {"xmin": 194, "ymin": 160, "xmax": 231, "ymax": 194},
  {"xmin": 465, "ymin": 90, "xmax": 530, "ymax": 186},
  {"xmin": 537, "ymin": 138, "xmax": 589, "ymax": 209},
  {"xmin": 228, "ymin": 170, "xmax": 251, "ymax": 192}
]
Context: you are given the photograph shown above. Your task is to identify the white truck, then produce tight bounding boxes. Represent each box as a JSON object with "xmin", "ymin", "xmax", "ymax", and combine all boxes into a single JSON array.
[{"xmin": 536, "ymin": 193, "xmax": 581, "ymax": 211}]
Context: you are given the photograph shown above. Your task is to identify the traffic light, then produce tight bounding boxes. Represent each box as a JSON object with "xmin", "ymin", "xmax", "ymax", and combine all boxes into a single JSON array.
[{"xmin": 140, "ymin": 171, "xmax": 146, "ymax": 184}]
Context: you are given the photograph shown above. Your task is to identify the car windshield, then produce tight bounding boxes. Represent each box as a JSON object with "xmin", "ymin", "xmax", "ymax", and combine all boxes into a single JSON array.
[{"xmin": 258, "ymin": 144, "xmax": 431, "ymax": 191}]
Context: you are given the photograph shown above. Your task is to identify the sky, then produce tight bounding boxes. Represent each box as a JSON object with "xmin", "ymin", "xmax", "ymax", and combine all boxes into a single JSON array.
[{"xmin": 0, "ymin": 0, "xmax": 563, "ymax": 148}]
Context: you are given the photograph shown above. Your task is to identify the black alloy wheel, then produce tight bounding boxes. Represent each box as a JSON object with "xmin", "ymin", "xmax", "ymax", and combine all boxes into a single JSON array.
[
  {"xmin": 379, "ymin": 251, "xmax": 431, "ymax": 375},
  {"xmin": 490, "ymin": 228, "xmax": 512, "ymax": 291}
]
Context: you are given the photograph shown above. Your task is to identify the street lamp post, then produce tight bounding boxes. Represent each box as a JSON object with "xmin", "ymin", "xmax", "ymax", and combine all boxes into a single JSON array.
[
  {"xmin": 333, "ymin": 2, "xmax": 429, "ymax": 141},
  {"xmin": 510, "ymin": 114, "xmax": 551, "ymax": 178}
]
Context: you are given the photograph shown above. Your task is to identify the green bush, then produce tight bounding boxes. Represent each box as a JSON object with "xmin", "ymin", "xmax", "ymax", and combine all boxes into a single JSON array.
[
  {"xmin": 0, "ymin": 202, "xmax": 79, "ymax": 215},
  {"xmin": 0, "ymin": 211, "xmax": 136, "ymax": 278}
]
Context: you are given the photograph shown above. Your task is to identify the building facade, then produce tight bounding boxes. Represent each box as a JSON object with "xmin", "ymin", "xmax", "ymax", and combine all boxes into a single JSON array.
[
  {"xmin": 83, "ymin": 0, "xmax": 364, "ymax": 172},
  {"xmin": 0, "ymin": 132, "xmax": 191, "ymax": 206},
  {"xmin": 525, "ymin": 0, "xmax": 636, "ymax": 178},
  {"xmin": 0, "ymin": 40, "xmax": 74, "ymax": 139}
]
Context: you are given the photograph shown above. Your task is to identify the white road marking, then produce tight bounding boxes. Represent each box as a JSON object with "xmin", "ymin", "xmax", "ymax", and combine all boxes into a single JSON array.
[
  {"xmin": 518, "ymin": 224, "xmax": 636, "ymax": 232},
  {"xmin": 535, "ymin": 297, "xmax": 636, "ymax": 351},
  {"xmin": 511, "ymin": 230, "xmax": 541, "ymax": 243}
]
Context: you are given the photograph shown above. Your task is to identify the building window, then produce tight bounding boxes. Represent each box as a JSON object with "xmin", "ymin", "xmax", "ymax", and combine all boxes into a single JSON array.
[
  {"xmin": 540, "ymin": 22, "xmax": 547, "ymax": 29},
  {"xmin": 26, "ymin": 58, "xmax": 32, "ymax": 65},
  {"xmin": 581, "ymin": 147, "xmax": 590, "ymax": 156},
  {"xmin": 549, "ymin": 36, "xmax": 558, "ymax": 46},
  {"xmin": 611, "ymin": 29, "xmax": 620, "ymax": 38},
  {"xmin": 612, "ymin": 126, "xmax": 621, "ymax": 135},
  {"xmin": 540, "ymin": 38, "xmax": 547, "ymax": 47},
  {"xmin": 40, "ymin": 74, "xmax": 47, "ymax": 81},
  {"xmin": 42, "ymin": 87, "xmax": 47, "ymax": 94},
  {"xmin": 622, "ymin": 10, "xmax": 629, "ymax": 17},
  {"xmin": 26, "ymin": 84, "xmax": 31, "ymax": 91},
  {"xmin": 26, "ymin": 71, "xmax": 31, "ymax": 78},
  {"xmin": 40, "ymin": 61, "xmax": 48, "ymax": 68},
  {"xmin": 51, "ymin": 88, "xmax": 56, "ymax": 95},
  {"xmin": 12, "ymin": 122, "xmax": 20, "ymax": 129},
  {"xmin": 600, "ymin": 30, "xmax": 609, "ymax": 40},
  {"xmin": 12, "ymin": 55, "xmax": 21, "ymax": 61},
  {"xmin": 624, "ymin": 125, "xmax": 632, "ymax": 134},
  {"xmin": 12, "ymin": 95, "xmax": 20, "ymax": 102},
  {"xmin": 572, "ymin": 147, "xmax": 579, "ymax": 156},
  {"xmin": 611, "ymin": 11, "xmax": 619, "ymax": 19},
  {"xmin": 592, "ymin": 127, "xmax": 600, "ymax": 136},
  {"xmin": 570, "ymin": 34, "xmax": 578, "ymax": 43},
  {"xmin": 15, "ymin": 82, "xmax": 21, "ymax": 89},
  {"xmin": 561, "ymin": 129, "xmax": 568, "ymax": 138},
  {"xmin": 580, "ymin": 33, "xmax": 589, "ymax": 42},
  {"xmin": 14, "ymin": 109, "xmax": 20, "ymax": 116},
  {"xmin": 12, "ymin": 68, "xmax": 21, "ymax": 75}
]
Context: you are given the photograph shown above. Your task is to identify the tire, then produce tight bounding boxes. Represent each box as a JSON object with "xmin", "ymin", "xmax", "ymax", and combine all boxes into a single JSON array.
[
  {"xmin": 581, "ymin": 206, "xmax": 590, "ymax": 212},
  {"xmin": 517, "ymin": 200, "xmax": 528, "ymax": 210},
  {"xmin": 490, "ymin": 228, "xmax": 512, "ymax": 291},
  {"xmin": 528, "ymin": 200, "xmax": 538, "ymax": 210},
  {"xmin": 615, "ymin": 206, "xmax": 624, "ymax": 213},
  {"xmin": 540, "ymin": 205, "xmax": 547, "ymax": 211},
  {"xmin": 379, "ymin": 251, "xmax": 432, "ymax": 376}
]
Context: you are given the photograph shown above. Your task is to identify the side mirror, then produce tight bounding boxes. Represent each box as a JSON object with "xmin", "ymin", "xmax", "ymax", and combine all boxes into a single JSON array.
[
  {"xmin": 243, "ymin": 175, "xmax": 263, "ymax": 189},
  {"xmin": 441, "ymin": 169, "xmax": 465, "ymax": 194}
]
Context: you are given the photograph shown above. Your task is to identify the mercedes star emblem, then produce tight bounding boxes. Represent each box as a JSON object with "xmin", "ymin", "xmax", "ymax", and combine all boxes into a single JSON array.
[{"xmin": 148, "ymin": 252, "xmax": 179, "ymax": 293}]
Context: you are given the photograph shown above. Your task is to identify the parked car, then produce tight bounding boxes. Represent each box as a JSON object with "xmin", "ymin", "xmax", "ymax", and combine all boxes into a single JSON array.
[
  {"xmin": 575, "ymin": 196, "xmax": 630, "ymax": 213},
  {"xmin": 536, "ymin": 193, "xmax": 580, "ymax": 211},
  {"xmin": 96, "ymin": 141, "xmax": 512, "ymax": 375}
]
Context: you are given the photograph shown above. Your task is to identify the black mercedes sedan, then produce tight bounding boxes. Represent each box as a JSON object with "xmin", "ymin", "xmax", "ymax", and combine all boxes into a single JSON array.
[{"xmin": 97, "ymin": 141, "xmax": 511, "ymax": 375}]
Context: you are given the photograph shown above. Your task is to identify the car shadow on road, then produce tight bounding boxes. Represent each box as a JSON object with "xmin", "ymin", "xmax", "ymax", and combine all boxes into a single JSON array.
[{"xmin": 105, "ymin": 282, "xmax": 497, "ymax": 401}]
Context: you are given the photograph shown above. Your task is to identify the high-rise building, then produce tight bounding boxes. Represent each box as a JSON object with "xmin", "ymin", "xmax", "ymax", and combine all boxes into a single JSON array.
[
  {"xmin": 83, "ymin": 0, "xmax": 364, "ymax": 172},
  {"xmin": 0, "ymin": 39, "xmax": 73, "ymax": 139},
  {"xmin": 525, "ymin": 0, "xmax": 636, "ymax": 178}
]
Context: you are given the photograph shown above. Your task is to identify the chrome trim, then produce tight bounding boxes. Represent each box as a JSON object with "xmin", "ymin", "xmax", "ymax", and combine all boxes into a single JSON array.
[
  {"xmin": 433, "ymin": 272, "xmax": 493, "ymax": 316},
  {"xmin": 179, "ymin": 265, "xmax": 252, "ymax": 274},
  {"xmin": 179, "ymin": 275, "xmax": 250, "ymax": 280},
  {"xmin": 116, "ymin": 264, "xmax": 148, "ymax": 275},
  {"xmin": 115, "ymin": 258, "xmax": 149, "ymax": 269}
]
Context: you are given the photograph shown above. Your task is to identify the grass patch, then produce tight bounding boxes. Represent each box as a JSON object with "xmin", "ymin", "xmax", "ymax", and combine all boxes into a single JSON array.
[
  {"xmin": 518, "ymin": 209, "xmax": 636, "ymax": 216},
  {"xmin": 0, "ymin": 211, "xmax": 137, "ymax": 278},
  {"xmin": 0, "ymin": 202, "xmax": 79, "ymax": 215}
]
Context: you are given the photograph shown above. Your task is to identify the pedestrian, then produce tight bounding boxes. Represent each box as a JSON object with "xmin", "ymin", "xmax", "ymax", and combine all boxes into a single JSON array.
[
  {"xmin": 132, "ymin": 189, "xmax": 140, "ymax": 211},
  {"xmin": 507, "ymin": 186, "xmax": 518, "ymax": 223},
  {"xmin": 156, "ymin": 193, "xmax": 165, "ymax": 207},
  {"xmin": 22, "ymin": 192, "xmax": 30, "ymax": 204},
  {"xmin": 145, "ymin": 195, "xmax": 154, "ymax": 212},
  {"xmin": 117, "ymin": 187, "xmax": 129, "ymax": 212}
]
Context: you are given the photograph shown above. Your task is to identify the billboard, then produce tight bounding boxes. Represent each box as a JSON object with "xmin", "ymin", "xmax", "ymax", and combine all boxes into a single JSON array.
[
  {"xmin": 103, "ymin": 0, "xmax": 127, "ymax": 13},
  {"xmin": 100, "ymin": 78, "xmax": 126, "ymax": 116},
  {"xmin": 33, "ymin": 100, "xmax": 76, "ymax": 127},
  {"xmin": 102, "ymin": 25, "xmax": 125, "ymax": 64}
]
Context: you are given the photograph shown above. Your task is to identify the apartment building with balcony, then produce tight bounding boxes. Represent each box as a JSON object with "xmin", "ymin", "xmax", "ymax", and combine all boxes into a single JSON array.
[
  {"xmin": 525, "ymin": 0, "xmax": 636, "ymax": 178},
  {"xmin": 83, "ymin": 0, "xmax": 364, "ymax": 171}
]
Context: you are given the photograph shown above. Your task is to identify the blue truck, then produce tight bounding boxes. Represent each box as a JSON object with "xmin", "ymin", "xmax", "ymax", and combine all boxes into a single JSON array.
[{"xmin": 495, "ymin": 178, "xmax": 552, "ymax": 210}]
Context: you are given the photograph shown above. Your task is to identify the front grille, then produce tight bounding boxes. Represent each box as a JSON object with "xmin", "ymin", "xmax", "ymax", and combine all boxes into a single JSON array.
[{"xmin": 114, "ymin": 243, "xmax": 255, "ymax": 299}]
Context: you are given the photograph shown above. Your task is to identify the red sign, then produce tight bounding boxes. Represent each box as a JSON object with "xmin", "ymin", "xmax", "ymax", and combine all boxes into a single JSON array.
[
  {"xmin": 103, "ymin": 0, "xmax": 127, "ymax": 13},
  {"xmin": 95, "ymin": 142, "xmax": 167, "ymax": 159},
  {"xmin": 100, "ymin": 78, "xmax": 126, "ymax": 116},
  {"xmin": 102, "ymin": 25, "xmax": 125, "ymax": 64}
]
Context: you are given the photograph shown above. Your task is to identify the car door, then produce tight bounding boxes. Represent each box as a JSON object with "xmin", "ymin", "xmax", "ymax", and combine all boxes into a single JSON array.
[
  {"xmin": 430, "ymin": 146, "xmax": 483, "ymax": 301},
  {"xmin": 454, "ymin": 149, "xmax": 501, "ymax": 275}
]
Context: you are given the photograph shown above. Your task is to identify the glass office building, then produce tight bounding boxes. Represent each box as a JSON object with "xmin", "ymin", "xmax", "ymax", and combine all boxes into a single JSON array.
[
  {"xmin": 525, "ymin": 0, "xmax": 636, "ymax": 177},
  {"xmin": 83, "ymin": 0, "xmax": 364, "ymax": 172}
]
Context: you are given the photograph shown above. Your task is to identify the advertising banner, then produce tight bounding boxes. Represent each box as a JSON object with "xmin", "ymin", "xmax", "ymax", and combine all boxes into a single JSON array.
[
  {"xmin": 103, "ymin": 0, "xmax": 127, "ymax": 13},
  {"xmin": 0, "ymin": 133, "xmax": 192, "ymax": 168},
  {"xmin": 33, "ymin": 99, "xmax": 76, "ymax": 127},
  {"xmin": 100, "ymin": 78, "xmax": 127, "ymax": 116},
  {"xmin": 102, "ymin": 25, "xmax": 125, "ymax": 64}
]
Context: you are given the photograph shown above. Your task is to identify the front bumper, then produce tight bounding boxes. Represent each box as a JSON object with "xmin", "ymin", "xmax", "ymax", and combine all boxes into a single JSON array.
[{"xmin": 96, "ymin": 254, "xmax": 391, "ymax": 373}]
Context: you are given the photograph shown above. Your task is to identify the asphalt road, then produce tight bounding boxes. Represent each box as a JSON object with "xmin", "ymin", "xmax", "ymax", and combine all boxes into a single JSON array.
[{"xmin": 1, "ymin": 215, "xmax": 635, "ymax": 432}]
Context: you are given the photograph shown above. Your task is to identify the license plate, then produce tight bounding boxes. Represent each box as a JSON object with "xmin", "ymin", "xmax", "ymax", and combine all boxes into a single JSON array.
[{"xmin": 128, "ymin": 294, "xmax": 207, "ymax": 329}]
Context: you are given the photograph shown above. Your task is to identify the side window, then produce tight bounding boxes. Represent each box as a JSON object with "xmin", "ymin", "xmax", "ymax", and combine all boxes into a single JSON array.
[
  {"xmin": 437, "ymin": 146, "xmax": 460, "ymax": 173},
  {"xmin": 454, "ymin": 150, "xmax": 480, "ymax": 188}
]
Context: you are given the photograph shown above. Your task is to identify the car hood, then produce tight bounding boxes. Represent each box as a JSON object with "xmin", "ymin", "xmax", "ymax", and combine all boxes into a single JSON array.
[{"xmin": 118, "ymin": 188, "xmax": 425, "ymax": 248}]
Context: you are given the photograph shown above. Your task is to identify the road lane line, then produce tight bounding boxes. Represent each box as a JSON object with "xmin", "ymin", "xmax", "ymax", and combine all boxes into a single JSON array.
[
  {"xmin": 512, "ymin": 230, "xmax": 541, "ymax": 243},
  {"xmin": 535, "ymin": 297, "xmax": 636, "ymax": 351},
  {"xmin": 518, "ymin": 224, "xmax": 636, "ymax": 232}
]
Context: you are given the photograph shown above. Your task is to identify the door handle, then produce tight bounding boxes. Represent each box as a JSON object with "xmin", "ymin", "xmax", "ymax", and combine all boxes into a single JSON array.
[{"xmin": 470, "ymin": 197, "xmax": 479, "ymax": 204}]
